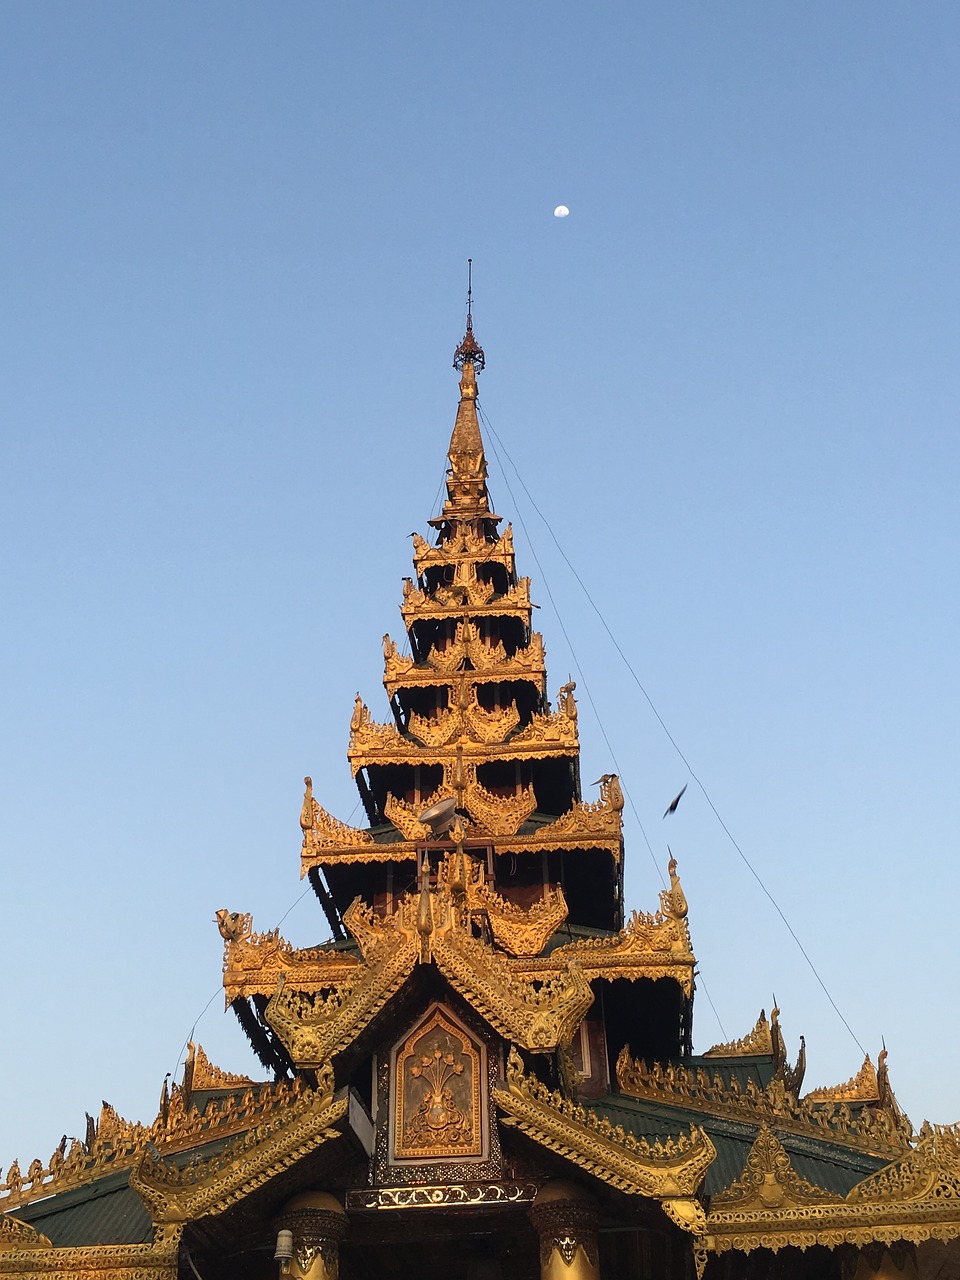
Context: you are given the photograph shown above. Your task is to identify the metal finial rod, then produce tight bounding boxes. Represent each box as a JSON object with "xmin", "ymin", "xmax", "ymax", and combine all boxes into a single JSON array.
[{"xmin": 466, "ymin": 258, "xmax": 473, "ymax": 329}]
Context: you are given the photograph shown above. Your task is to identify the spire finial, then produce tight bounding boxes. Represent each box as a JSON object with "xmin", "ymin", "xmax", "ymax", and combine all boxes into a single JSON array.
[{"xmin": 454, "ymin": 259, "xmax": 485, "ymax": 372}]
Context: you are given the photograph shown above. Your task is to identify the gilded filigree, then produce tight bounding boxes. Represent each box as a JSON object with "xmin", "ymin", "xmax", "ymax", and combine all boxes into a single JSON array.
[
  {"xmin": 407, "ymin": 707, "xmax": 461, "ymax": 747},
  {"xmin": 848, "ymin": 1124, "xmax": 960, "ymax": 1205},
  {"xmin": 431, "ymin": 918, "xmax": 593, "ymax": 1053},
  {"xmin": 540, "ymin": 797, "xmax": 621, "ymax": 842},
  {"xmin": 712, "ymin": 1125, "xmax": 837, "ymax": 1211},
  {"xmin": 495, "ymin": 1047, "xmax": 714, "ymax": 1222},
  {"xmin": 615, "ymin": 1048, "xmax": 909, "ymax": 1157},
  {"xmin": 346, "ymin": 1181, "xmax": 537, "ymax": 1211},
  {"xmin": 400, "ymin": 577, "xmax": 532, "ymax": 625},
  {"xmin": 184, "ymin": 1042, "xmax": 253, "ymax": 1093},
  {"xmin": 704, "ymin": 1009, "xmax": 774, "ymax": 1058},
  {"xmin": 0, "ymin": 1215, "xmax": 50, "ymax": 1250},
  {"xmin": 473, "ymin": 881, "xmax": 568, "ymax": 957},
  {"xmin": 411, "ymin": 523, "xmax": 515, "ymax": 576},
  {"xmin": 706, "ymin": 1121, "xmax": 960, "ymax": 1257},
  {"xmin": 393, "ymin": 1006, "xmax": 483, "ymax": 1160},
  {"xmin": 0, "ymin": 1232, "xmax": 179, "ymax": 1280},
  {"xmin": 547, "ymin": 887, "xmax": 695, "ymax": 993},
  {"xmin": 383, "ymin": 792, "xmax": 432, "ymax": 840},
  {"xmin": 463, "ymin": 696, "xmax": 520, "ymax": 744},
  {"xmin": 804, "ymin": 1054, "xmax": 879, "ymax": 1104},
  {"xmin": 219, "ymin": 907, "xmax": 359, "ymax": 1004},
  {"xmin": 299, "ymin": 775, "xmax": 374, "ymax": 848},
  {"xmin": 462, "ymin": 777, "xmax": 537, "ymax": 836},
  {"xmin": 349, "ymin": 719, "xmax": 580, "ymax": 775},
  {"xmin": 265, "ymin": 926, "xmax": 417, "ymax": 1067},
  {"xmin": 507, "ymin": 705, "xmax": 578, "ymax": 750},
  {"xmin": 131, "ymin": 1080, "xmax": 347, "ymax": 1224}
]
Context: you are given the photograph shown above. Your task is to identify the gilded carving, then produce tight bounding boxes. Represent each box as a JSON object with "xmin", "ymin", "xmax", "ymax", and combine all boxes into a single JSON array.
[
  {"xmin": 407, "ymin": 707, "xmax": 461, "ymax": 747},
  {"xmin": 0, "ymin": 1215, "xmax": 50, "ymax": 1250},
  {"xmin": 131, "ymin": 1080, "xmax": 347, "ymax": 1224},
  {"xmin": 400, "ymin": 577, "xmax": 532, "ymax": 624},
  {"xmin": 704, "ymin": 1009, "xmax": 774, "ymax": 1058},
  {"xmin": 615, "ymin": 1048, "xmax": 908, "ymax": 1157},
  {"xmin": 265, "ymin": 926, "xmax": 417, "ymax": 1067},
  {"xmin": 547, "ymin": 874, "xmax": 695, "ymax": 993},
  {"xmin": 219, "ymin": 908, "xmax": 359, "ymax": 1004},
  {"xmin": 472, "ymin": 881, "xmax": 568, "ymax": 957},
  {"xmin": 463, "ymin": 695, "xmax": 520, "ymax": 744},
  {"xmin": 0, "ymin": 1231, "xmax": 179, "ymax": 1280},
  {"xmin": 495, "ymin": 1048, "xmax": 715, "ymax": 1216},
  {"xmin": 431, "ymin": 917, "xmax": 593, "ymax": 1052},
  {"xmin": 532, "ymin": 790, "xmax": 623, "ymax": 847},
  {"xmin": 705, "ymin": 1121, "xmax": 960, "ymax": 1257},
  {"xmin": 299, "ymin": 776, "xmax": 374, "ymax": 849},
  {"xmin": 383, "ymin": 792, "xmax": 431, "ymax": 840},
  {"xmin": 712, "ymin": 1125, "xmax": 837, "ymax": 1211},
  {"xmin": 346, "ymin": 1181, "xmax": 538, "ymax": 1211},
  {"xmin": 183, "ymin": 1042, "xmax": 253, "ymax": 1094},
  {"xmin": 393, "ymin": 1006, "xmax": 483, "ymax": 1161},
  {"xmin": 805, "ymin": 1054, "xmax": 880, "ymax": 1104},
  {"xmin": 462, "ymin": 777, "xmax": 537, "ymax": 836}
]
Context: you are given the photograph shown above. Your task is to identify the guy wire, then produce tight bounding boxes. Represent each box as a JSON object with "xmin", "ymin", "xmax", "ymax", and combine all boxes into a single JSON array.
[
  {"xmin": 480, "ymin": 406, "xmax": 866, "ymax": 1058},
  {"xmin": 479, "ymin": 405, "xmax": 664, "ymax": 885}
]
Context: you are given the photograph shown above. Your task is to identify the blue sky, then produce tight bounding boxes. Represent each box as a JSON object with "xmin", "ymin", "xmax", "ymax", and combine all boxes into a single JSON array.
[{"xmin": 2, "ymin": 2, "xmax": 958, "ymax": 1170}]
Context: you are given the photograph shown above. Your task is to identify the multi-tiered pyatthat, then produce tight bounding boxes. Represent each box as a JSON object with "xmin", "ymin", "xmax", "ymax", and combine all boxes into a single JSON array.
[
  {"xmin": 301, "ymin": 317, "xmax": 630, "ymax": 932},
  {"xmin": 221, "ymin": 319, "xmax": 696, "ymax": 1092}
]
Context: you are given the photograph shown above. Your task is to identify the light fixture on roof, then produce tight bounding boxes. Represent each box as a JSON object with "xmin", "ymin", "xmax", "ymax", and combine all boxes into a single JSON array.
[{"xmin": 418, "ymin": 796, "xmax": 458, "ymax": 837}]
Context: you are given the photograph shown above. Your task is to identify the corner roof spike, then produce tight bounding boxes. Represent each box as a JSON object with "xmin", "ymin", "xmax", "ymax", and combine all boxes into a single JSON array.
[{"xmin": 453, "ymin": 259, "xmax": 485, "ymax": 373}]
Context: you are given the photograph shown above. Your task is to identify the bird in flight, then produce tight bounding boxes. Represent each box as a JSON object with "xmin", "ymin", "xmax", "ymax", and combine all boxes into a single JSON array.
[{"xmin": 663, "ymin": 784, "xmax": 687, "ymax": 818}]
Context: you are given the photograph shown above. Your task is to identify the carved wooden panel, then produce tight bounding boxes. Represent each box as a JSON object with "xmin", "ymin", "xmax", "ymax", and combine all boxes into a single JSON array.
[{"xmin": 390, "ymin": 1004, "xmax": 486, "ymax": 1163}]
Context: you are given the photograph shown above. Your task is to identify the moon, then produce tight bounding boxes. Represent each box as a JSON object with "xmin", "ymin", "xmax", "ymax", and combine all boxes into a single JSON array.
[{"xmin": 553, "ymin": 205, "xmax": 570, "ymax": 218}]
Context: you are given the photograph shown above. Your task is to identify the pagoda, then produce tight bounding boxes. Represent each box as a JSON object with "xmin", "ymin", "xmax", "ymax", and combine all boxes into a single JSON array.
[{"xmin": 3, "ymin": 311, "xmax": 960, "ymax": 1280}]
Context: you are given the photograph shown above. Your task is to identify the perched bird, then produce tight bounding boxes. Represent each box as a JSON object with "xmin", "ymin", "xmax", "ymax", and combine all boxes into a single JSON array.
[{"xmin": 663, "ymin": 784, "xmax": 687, "ymax": 818}]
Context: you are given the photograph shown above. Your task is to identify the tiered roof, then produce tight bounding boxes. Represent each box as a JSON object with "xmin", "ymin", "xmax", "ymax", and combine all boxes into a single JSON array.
[{"xmin": 3, "ymin": 310, "xmax": 959, "ymax": 1280}]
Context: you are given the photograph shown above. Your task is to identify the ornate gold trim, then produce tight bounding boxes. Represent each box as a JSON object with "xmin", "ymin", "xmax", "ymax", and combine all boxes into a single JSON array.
[
  {"xmin": 462, "ymin": 778, "xmax": 537, "ymax": 836},
  {"xmin": 546, "ymin": 895, "xmax": 694, "ymax": 995},
  {"xmin": 0, "ymin": 1230, "xmax": 180, "ymax": 1279},
  {"xmin": 265, "ymin": 924, "xmax": 417, "ymax": 1067},
  {"xmin": 805, "ymin": 1054, "xmax": 879, "ymax": 1104},
  {"xmin": 218, "ymin": 908, "xmax": 360, "ymax": 1004},
  {"xmin": 185, "ymin": 1042, "xmax": 253, "ymax": 1092},
  {"xmin": 616, "ymin": 1049, "xmax": 908, "ymax": 1158},
  {"xmin": 346, "ymin": 1180, "xmax": 537, "ymax": 1211},
  {"xmin": 399, "ymin": 578, "xmax": 532, "ymax": 624},
  {"xmin": 706, "ymin": 1122, "xmax": 960, "ymax": 1256},
  {"xmin": 348, "ymin": 706, "xmax": 577, "ymax": 774},
  {"xmin": 494, "ymin": 1048, "xmax": 714, "ymax": 1231},
  {"xmin": 0, "ymin": 1215, "xmax": 51, "ymax": 1251},
  {"xmin": 131, "ymin": 1076, "xmax": 346, "ymax": 1223},
  {"xmin": 703, "ymin": 1010, "xmax": 773, "ymax": 1058},
  {"xmin": 474, "ymin": 882, "xmax": 568, "ymax": 957},
  {"xmin": 712, "ymin": 1124, "xmax": 837, "ymax": 1212},
  {"xmin": 0, "ymin": 1071, "xmax": 329, "ymax": 1214}
]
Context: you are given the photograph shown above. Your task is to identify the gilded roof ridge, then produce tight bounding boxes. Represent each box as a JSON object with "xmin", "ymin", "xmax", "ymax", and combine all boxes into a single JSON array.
[
  {"xmin": 615, "ymin": 1048, "xmax": 910, "ymax": 1157},
  {"xmin": 0, "ymin": 1073, "xmax": 315, "ymax": 1213},
  {"xmin": 703, "ymin": 1009, "xmax": 773, "ymax": 1058},
  {"xmin": 804, "ymin": 1053, "xmax": 879, "ymax": 1104}
]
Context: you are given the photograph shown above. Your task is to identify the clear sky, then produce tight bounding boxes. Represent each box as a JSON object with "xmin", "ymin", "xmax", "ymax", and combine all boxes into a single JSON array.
[{"xmin": 2, "ymin": 2, "xmax": 958, "ymax": 1172}]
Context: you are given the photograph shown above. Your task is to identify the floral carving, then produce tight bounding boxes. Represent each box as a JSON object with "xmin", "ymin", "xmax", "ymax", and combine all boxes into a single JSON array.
[{"xmin": 393, "ymin": 1007, "xmax": 483, "ymax": 1160}]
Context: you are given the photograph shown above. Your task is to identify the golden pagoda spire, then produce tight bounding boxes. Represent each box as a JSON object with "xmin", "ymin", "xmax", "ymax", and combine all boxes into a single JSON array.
[{"xmin": 439, "ymin": 261, "xmax": 495, "ymax": 525}]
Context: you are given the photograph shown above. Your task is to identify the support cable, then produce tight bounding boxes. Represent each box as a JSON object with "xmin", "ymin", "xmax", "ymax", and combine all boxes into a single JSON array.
[
  {"xmin": 480, "ymin": 407, "xmax": 663, "ymax": 884},
  {"xmin": 480, "ymin": 407, "xmax": 866, "ymax": 1058}
]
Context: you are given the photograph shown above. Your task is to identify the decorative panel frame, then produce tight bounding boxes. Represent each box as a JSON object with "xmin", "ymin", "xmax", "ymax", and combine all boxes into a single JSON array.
[{"xmin": 374, "ymin": 1000, "xmax": 504, "ymax": 1186}]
